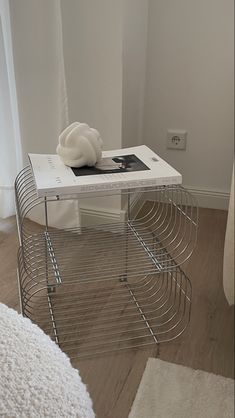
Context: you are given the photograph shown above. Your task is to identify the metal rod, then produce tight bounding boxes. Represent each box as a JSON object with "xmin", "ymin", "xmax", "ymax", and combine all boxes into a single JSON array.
[
  {"xmin": 47, "ymin": 294, "xmax": 59, "ymax": 345},
  {"xmin": 44, "ymin": 231, "xmax": 62, "ymax": 284},
  {"xmin": 125, "ymin": 283, "xmax": 159, "ymax": 345},
  {"xmin": 128, "ymin": 221, "xmax": 162, "ymax": 272}
]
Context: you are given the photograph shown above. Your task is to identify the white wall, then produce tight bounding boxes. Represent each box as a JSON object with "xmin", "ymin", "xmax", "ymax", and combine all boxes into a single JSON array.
[
  {"xmin": 122, "ymin": 0, "xmax": 148, "ymax": 148},
  {"xmin": 61, "ymin": 0, "xmax": 123, "ymax": 151},
  {"xmin": 61, "ymin": 0, "xmax": 124, "ymax": 216},
  {"xmin": 61, "ymin": 0, "xmax": 234, "ymax": 210},
  {"xmin": 144, "ymin": 0, "xmax": 234, "ymax": 208},
  {"xmin": 61, "ymin": 0, "xmax": 148, "ymax": 151}
]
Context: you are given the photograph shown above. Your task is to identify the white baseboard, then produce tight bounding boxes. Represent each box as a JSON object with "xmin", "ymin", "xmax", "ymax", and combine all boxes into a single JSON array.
[
  {"xmin": 80, "ymin": 206, "xmax": 126, "ymax": 226},
  {"xmin": 80, "ymin": 192, "xmax": 145, "ymax": 227},
  {"xmin": 183, "ymin": 186, "xmax": 230, "ymax": 210},
  {"xmin": 80, "ymin": 186, "xmax": 229, "ymax": 226}
]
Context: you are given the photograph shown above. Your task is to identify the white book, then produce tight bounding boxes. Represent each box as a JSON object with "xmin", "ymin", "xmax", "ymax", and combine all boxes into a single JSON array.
[{"xmin": 28, "ymin": 145, "xmax": 182, "ymax": 197}]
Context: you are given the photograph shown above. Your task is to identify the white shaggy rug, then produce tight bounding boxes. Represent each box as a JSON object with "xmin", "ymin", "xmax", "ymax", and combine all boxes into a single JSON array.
[
  {"xmin": 0, "ymin": 303, "xmax": 95, "ymax": 418},
  {"xmin": 129, "ymin": 358, "xmax": 234, "ymax": 418}
]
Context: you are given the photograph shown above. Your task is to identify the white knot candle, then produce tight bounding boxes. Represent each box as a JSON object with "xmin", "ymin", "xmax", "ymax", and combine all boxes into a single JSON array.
[{"xmin": 57, "ymin": 122, "xmax": 103, "ymax": 167}]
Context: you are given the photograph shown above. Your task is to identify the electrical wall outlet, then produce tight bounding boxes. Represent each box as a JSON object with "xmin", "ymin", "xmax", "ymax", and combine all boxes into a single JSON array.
[{"xmin": 167, "ymin": 130, "xmax": 187, "ymax": 150}]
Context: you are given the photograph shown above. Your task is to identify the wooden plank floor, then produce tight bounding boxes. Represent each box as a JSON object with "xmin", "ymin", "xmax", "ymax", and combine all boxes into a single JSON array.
[{"xmin": 0, "ymin": 208, "xmax": 234, "ymax": 418}]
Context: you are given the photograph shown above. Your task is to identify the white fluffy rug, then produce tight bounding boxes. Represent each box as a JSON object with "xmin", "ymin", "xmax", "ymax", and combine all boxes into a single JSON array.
[
  {"xmin": 129, "ymin": 358, "xmax": 234, "ymax": 418},
  {"xmin": 0, "ymin": 303, "xmax": 95, "ymax": 418}
]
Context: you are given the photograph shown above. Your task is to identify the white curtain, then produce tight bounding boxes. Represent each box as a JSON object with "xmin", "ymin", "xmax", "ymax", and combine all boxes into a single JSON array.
[
  {"xmin": 223, "ymin": 164, "xmax": 234, "ymax": 305},
  {"xmin": 0, "ymin": 0, "xmax": 79, "ymax": 227},
  {"xmin": 0, "ymin": 0, "xmax": 23, "ymax": 217},
  {"xmin": 7, "ymin": 0, "xmax": 69, "ymax": 158}
]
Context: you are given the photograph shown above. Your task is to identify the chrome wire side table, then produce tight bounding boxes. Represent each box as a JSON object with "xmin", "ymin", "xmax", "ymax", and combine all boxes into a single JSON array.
[{"xmin": 15, "ymin": 166, "xmax": 198, "ymax": 358}]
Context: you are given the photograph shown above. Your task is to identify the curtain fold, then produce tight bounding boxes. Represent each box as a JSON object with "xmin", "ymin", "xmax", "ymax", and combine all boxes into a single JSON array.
[
  {"xmin": 0, "ymin": 0, "xmax": 23, "ymax": 217},
  {"xmin": 0, "ymin": 0, "xmax": 79, "ymax": 228},
  {"xmin": 223, "ymin": 163, "xmax": 234, "ymax": 305},
  {"xmin": 8, "ymin": 0, "xmax": 69, "ymax": 159}
]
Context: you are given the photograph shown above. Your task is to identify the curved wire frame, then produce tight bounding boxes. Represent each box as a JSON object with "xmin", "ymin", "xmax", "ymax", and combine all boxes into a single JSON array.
[
  {"xmin": 18, "ymin": 248, "xmax": 192, "ymax": 358},
  {"xmin": 15, "ymin": 166, "xmax": 198, "ymax": 284}
]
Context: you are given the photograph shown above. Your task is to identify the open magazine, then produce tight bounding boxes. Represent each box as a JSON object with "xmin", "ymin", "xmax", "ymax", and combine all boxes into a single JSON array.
[{"xmin": 28, "ymin": 145, "xmax": 182, "ymax": 197}]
